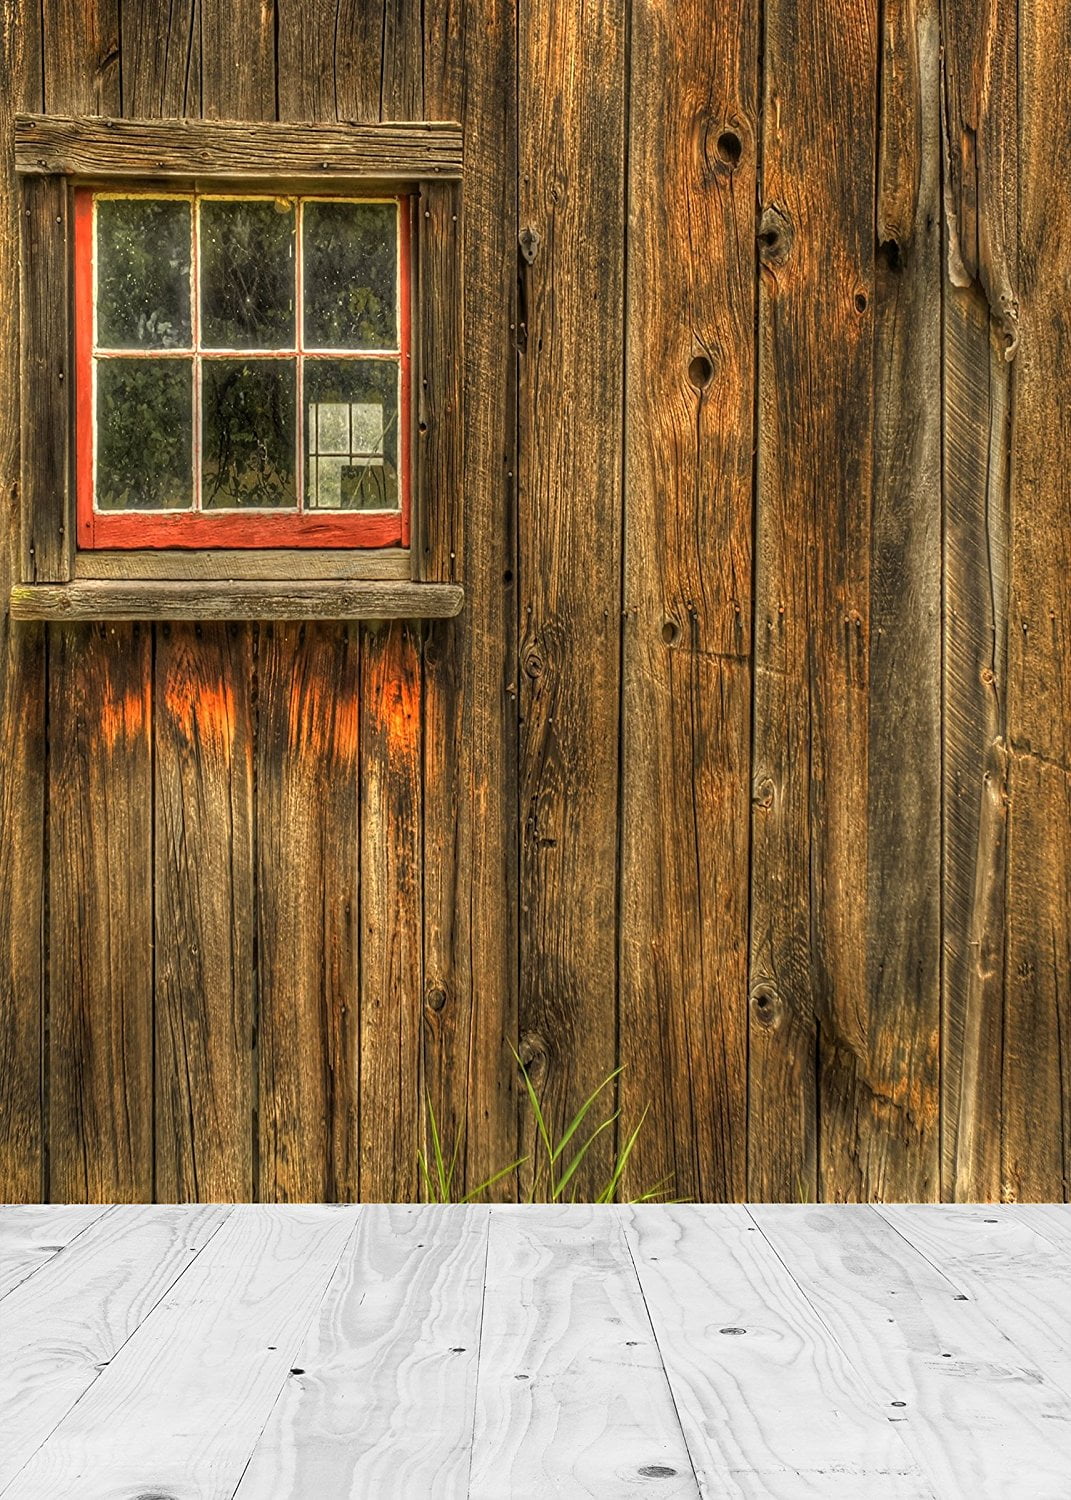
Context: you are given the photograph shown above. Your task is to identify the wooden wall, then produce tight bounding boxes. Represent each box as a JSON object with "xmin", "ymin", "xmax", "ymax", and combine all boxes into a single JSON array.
[{"xmin": 0, "ymin": 0, "xmax": 1067, "ymax": 1205}]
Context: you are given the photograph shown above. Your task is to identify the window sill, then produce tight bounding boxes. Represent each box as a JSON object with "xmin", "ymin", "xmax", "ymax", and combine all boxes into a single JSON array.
[{"xmin": 9, "ymin": 579, "xmax": 464, "ymax": 622}]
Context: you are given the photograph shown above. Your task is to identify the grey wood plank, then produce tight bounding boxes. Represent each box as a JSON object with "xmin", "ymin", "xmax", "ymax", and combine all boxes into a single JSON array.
[
  {"xmin": 468, "ymin": 1206, "xmax": 700, "ymax": 1499},
  {"xmin": 1006, "ymin": 1204, "xmax": 1071, "ymax": 1254},
  {"xmin": 14, "ymin": 114, "xmax": 463, "ymax": 178},
  {"xmin": 0, "ymin": 1204, "xmax": 228, "ymax": 1492},
  {"xmin": 233, "ymin": 1205, "xmax": 488, "ymax": 1499},
  {"xmin": 0, "ymin": 1206, "xmax": 109, "ymax": 1300},
  {"xmin": 624, "ymin": 1205, "xmax": 934, "ymax": 1498},
  {"xmin": 10, "ymin": 580, "xmax": 464, "ymax": 622},
  {"xmin": 752, "ymin": 1204, "xmax": 1071, "ymax": 1498},
  {"xmin": 878, "ymin": 1205, "xmax": 1071, "ymax": 1395},
  {"xmin": 3, "ymin": 1205, "xmax": 356, "ymax": 1500}
]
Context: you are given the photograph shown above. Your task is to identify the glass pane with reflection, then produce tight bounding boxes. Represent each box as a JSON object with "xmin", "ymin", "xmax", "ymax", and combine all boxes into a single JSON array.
[
  {"xmin": 96, "ymin": 198, "xmax": 192, "ymax": 350},
  {"xmin": 303, "ymin": 201, "xmax": 398, "ymax": 350},
  {"xmin": 202, "ymin": 358, "xmax": 296, "ymax": 508},
  {"xmin": 200, "ymin": 199, "xmax": 296, "ymax": 349},
  {"xmin": 305, "ymin": 359, "xmax": 399, "ymax": 512},
  {"xmin": 95, "ymin": 357, "xmax": 193, "ymax": 509}
]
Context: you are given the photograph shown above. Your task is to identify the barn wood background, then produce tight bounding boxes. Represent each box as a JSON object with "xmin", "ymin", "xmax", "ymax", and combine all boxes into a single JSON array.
[{"xmin": 0, "ymin": 0, "xmax": 1067, "ymax": 1205}]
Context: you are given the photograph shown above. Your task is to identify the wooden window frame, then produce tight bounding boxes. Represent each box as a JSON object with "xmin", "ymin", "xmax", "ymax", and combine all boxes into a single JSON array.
[{"xmin": 12, "ymin": 114, "xmax": 464, "ymax": 621}]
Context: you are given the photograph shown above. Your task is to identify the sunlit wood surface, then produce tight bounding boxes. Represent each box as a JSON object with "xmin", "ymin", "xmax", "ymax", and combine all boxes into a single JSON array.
[{"xmin": 1, "ymin": 1203, "xmax": 1070, "ymax": 1498}]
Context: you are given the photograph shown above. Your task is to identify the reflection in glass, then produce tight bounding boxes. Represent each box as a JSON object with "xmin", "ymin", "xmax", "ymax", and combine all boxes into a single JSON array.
[
  {"xmin": 200, "ymin": 199, "xmax": 295, "ymax": 348},
  {"xmin": 303, "ymin": 201, "xmax": 397, "ymax": 350},
  {"xmin": 95, "ymin": 358, "xmax": 193, "ymax": 509},
  {"xmin": 96, "ymin": 198, "xmax": 192, "ymax": 349},
  {"xmin": 305, "ymin": 359, "xmax": 399, "ymax": 511},
  {"xmin": 202, "ymin": 359, "xmax": 296, "ymax": 508}
]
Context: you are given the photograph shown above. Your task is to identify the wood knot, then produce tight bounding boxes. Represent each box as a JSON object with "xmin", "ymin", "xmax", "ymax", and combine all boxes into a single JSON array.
[
  {"xmin": 425, "ymin": 984, "xmax": 447, "ymax": 1013},
  {"xmin": 758, "ymin": 205, "xmax": 793, "ymax": 267},
  {"xmin": 638, "ymin": 1467, "xmax": 678, "ymax": 1479},
  {"xmin": 750, "ymin": 984, "xmax": 784, "ymax": 1029}
]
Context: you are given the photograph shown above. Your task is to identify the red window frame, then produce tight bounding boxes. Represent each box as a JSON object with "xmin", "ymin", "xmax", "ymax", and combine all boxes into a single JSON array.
[{"xmin": 74, "ymin": 187, "xmax": 412, "ymax": 550}]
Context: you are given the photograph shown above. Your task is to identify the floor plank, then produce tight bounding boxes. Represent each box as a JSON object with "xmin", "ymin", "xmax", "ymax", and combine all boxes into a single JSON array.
[
  {"xmin": 623, "ymin": 1205, "xmax": 934, "ymax": 1498},
  {"xmin": 0, "ymin": 1205, "xmax": 109, "ymax": 1301},
  {"xmin": 3, "ymin": 1205, "xmax": 355, "ymax": 1500},
  {"xmin": 751, "ymin": 1204, "xmax": 1071, "ymax": 1498},
  {"xmin": 0, "ymin": 1204, "xmax": 227, "ymax": 1492},
  {"xmin": 1006, "ymin": 1203, "xmax": 1071, "ymax": 1254},
  {"xmin": 468, "ymin": 1206, "xmax": 700, "ymax": 1499},
  {"xmin": 877, "ymin": 1205, "xmax": 1071, "ymax": 1397},
  {"xmin": 232, "ymin": 1205, "xmax": 489, "ymax": 1499}
]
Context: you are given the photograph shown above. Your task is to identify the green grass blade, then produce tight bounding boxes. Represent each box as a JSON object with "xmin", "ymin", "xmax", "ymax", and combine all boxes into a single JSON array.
[
  {"xmin": 595, "ymin": 1104, "xmax": 650, "ymax": 1203},
  {"xmin": 551, "ymin": 1066, "xmax": 623, "ymax": 1164},
  {"xmin": 459, "ymin": 1156, "xmax": 529, "ymax": 1204},
  {"xmin": 553, "ymin": 1112, "xmax": 619, "ymax": 1200}
]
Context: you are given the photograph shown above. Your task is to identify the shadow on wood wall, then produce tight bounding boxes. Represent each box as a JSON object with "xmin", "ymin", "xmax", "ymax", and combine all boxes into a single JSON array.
[{"xmin": 0, "ymin": 0, "xmax": 1067, "ymax": 1204}]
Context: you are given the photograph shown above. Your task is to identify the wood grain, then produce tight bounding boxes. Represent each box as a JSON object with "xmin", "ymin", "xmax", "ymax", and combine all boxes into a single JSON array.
[
  {"xmin": 0, "ymin": 1204, "xmax": 227, "ymax": 1490},
  {"xmin": 624, "ymin": 1205, "xmax": 935, "ymax": 1496},
  {"xmin": 154, "ymin": 622, "xmax": 254, "ymax": 1201},
  {"xmin": 516, "ymin": 0, "xmax": 625, "ymax": 1198},
  {"xmin": 233, "ymin": 1205, "xmax": 488, "ymax": 1497},
  {"xmin": 0, "ymin": 0, "xmax": 46, "ymax": 1205},
  {"xmin": 0, "ymin": 1204, "xmax": 107, "ymax": 1300},
  {"xmin": 748, "ymin": 0, "xmax": 877, "ymax": 1201},
  {"xmin": 752, "ymin": 1204, "xmax": 1071, "ymax": 1495},
  {"xmin": 14, "ymin": 115, "xmax": 463, "ymax": 179},
  {"xmin": 1003, "ymin": 0, "xmax": 1071, "ymax": 1203},
  {"xmin": 617, "ymin": 0, "xmax": 755, "ymax": 1204},
  {"xmin": 857, "ymin": 0, "xmax": 942, "ymax": 1201},
  {"xmin": 11, "ymin": 580, "xmax": 464, "ymax": 621},
  {"xmin": 469, "ymin": 1207, "xmax": 699, "ymax": 1498},
  {"xmin": 256, "ymin": 625, "xmax": 360, "ymax": 1201},
  {"xmin": 420, "ymin": 0, "xmax": 520, "ymax": 1201},
  {"xmin": 3, "ymin": 1205, "xmax": 354, "ymax": 1499},
  {"xmin": 74, "ymin": 548, "xmax": 412, "ymax": 581}
]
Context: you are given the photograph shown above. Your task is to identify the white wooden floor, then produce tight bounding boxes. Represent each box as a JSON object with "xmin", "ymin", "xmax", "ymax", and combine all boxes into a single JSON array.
[{"xmin": 1, "ymin": 1204, "xmax": 1070, "ymax": 1498}]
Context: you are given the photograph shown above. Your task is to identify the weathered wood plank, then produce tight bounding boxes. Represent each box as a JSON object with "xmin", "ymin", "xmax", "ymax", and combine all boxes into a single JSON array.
[
  {"xmin": 359, "ymin": 625, "xmax": 423, "ymax": 1201},
  {"xmin": 0, "ymin": 1204, "xmax": 108, "ymax": 1300},
  {"xmin": 41, "ymin": 0, "xmax": 152, "ymax": 1207},
  {"xmin": 752, "ymin": 1204, "xmax": 1071, "ymax": 1495},
  {"xmin": 256, "ymin": 625, "xmax": 360, "ymax": 1201},
  {"xmin": 15, "ymin": 114, "xmax": 464, "ymax": 179},
  {"xmin": 3, "ymin": 1205, "xmax": 354, "ymax": 1498},
  {"xmin": 420, "ymin": 0, "xmax": 519, "ymax": 1199},
  {"xmin": 47, "ymin": 624, "xmax": 154, "ymax": 1201},
  {"xmin": 1003, "ymin": 0, "xmax": 1071, "ymax": 1203},
  {"xmin": 0, "ymin": 0, "xmax": 46, "ymax": 1205},
  {"xmin": 233, "ymin": 1205, "xmax": 487, "ymax": 1496},
  {"xmin": 74, "ymin": 548, "xmax": 412, "ymax": 581},
  {"xmin": 624, "ymin": 1206, "xmax": 935, "ymax": 1496},
  {"xmin": 516, "ymin": 0, "xmax": 625, "ymax": 1198},
  {"xmin": 853, "ymin": 0, "xmax": 942, "ymax": 1201},
  {"xmin": 0, "ymin": 1204, "xmax": 227, "ymax": 1490},
  {"xmin": 939, "ymin": 0, "xmax": 1017, "ymax": 1204},
  {"xmin": 878, "ymin": 1204, "xmax": 1071, "ymax": 1382},
  {"xmin": 154, "ymin": 622, "xmax": 255, "ymax": 1201},
  {"xmin": 749, "ymin": 0, "xmax": 878, "ymax": 1201},
  {"xmin": 120, "ymin": 0, "xmax": 201, "ymax": 118},
  {"xmin": 11, "ymin": 579, "xmax": 464, "ymax": 621},
  {"xmin": 19, "ymin": 174, "xmax": 70, "ymax": 583},
  {"xmin": 617, "ymin": 0, "xmax": 755, "ymax": 1204},
  {"xmin": 469, "ymin": 1207, "xmax": 699, "ymax": 1497}
]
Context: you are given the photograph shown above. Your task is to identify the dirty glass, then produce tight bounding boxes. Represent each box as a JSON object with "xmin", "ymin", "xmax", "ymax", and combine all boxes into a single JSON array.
[
  {"xmin": 201, "ymin": 359, "xmax": 296, "ymax": 508},
  {"xmin": 304, "ymin": 358, "xmax": 399, "ymax": 511},
  {"xmin": 95, "ymin": 358, "xmax": 193, "ymax": 509},
  {"xmin": 200, "ymin": 199, "xmax": 296, "ymax": 349},
  {"xmin": 303, "ymin": 201, "xmax": 397, "ymax": 350},
  {"xmin": 96, "ymin": 198, "xmax": 192, "ymax": 349}
]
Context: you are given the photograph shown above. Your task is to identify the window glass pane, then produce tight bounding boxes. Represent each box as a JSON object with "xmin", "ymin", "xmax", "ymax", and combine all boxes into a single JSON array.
[
  {"xmin": 305, "ymin": 358, "xmax": 399, "ymax": 511},
  {"xmin": 95, "ymin": 358, "xmax": 193, "ymax": 510},
  {"xmin": 200, "ymin": 199, "xmax": 295, "ymax": 349},
  {"xmin": 96, "ymin": 198, "xmax": 192, "ymax": 350},
  {"xmin": 202, "ymin": 358, "xmax": 296, "ymax": 508},
  {"xmin": 303, "ymin": 202, "xmax": 398, "ymax": 350}
]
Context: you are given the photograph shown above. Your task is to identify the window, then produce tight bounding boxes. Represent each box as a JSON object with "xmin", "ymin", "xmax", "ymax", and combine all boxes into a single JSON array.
[
  {"xmin": 76, "ymin": 190, "xmax": 412, "ymax": 549},
  {"xmin": 12, "ymin": 114, "xmax": 464, "ymax": 622}
]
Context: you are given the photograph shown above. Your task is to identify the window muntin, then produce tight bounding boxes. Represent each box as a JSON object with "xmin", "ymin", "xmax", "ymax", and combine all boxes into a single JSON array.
[{"xmin": 75, "ymin": 188, "xmax": 412, "ymax": 550}]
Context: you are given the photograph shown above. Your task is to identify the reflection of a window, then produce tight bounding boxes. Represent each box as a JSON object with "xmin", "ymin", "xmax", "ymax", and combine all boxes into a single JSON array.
[{"xmin": 307, "ymin": 400, "xmax": 389, "ymax": 510}]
